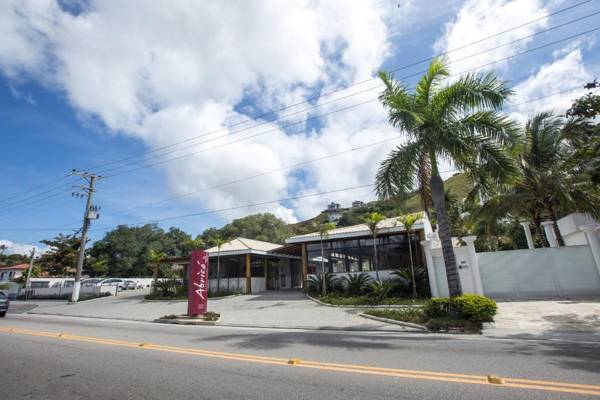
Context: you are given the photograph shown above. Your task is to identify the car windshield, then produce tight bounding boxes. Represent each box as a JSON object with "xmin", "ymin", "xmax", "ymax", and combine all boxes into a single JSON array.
[{"xmin": 0, "ymin": 292, "xmax": 6, "ymax": 299}]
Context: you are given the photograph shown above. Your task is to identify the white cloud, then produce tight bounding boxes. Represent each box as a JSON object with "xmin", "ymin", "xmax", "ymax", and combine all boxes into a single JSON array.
[
  {"xmin": 434, "ymin": 0, "xmax": 548, "ymax": 75},
  {"xmin": 510, "ymin": 47, "xmax": 593, "ymax": 120},
  {"xmin": 0, "ymin": 0, "xmax": 408, "ymax": 223},
  {"xmin": 0, "ymin": 240, "xmax": 45, "ymax": 256}
]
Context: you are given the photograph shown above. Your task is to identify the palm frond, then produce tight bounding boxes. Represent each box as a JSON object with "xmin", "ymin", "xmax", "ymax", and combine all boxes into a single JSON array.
[
  {"xmin": 375, "ymin": 141, "xmax": 422, "ymax": 200},
  {"xmin": 415, "ymin": 57, "xmax": 449, "ymax": 106}
]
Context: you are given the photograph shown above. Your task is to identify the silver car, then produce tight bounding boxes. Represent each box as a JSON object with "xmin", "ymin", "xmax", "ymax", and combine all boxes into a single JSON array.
[{"xmin": 0, "ymin": 292, "xmax": 9, "ymax": 318}]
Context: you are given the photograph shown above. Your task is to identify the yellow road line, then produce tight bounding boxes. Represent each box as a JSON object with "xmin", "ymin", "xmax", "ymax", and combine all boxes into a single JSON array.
[{"xmin": 1, "ymin": 326, "xmax": 599, "ymax": 396}]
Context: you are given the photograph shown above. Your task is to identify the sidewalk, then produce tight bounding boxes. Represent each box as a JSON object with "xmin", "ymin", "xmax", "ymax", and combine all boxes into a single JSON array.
[{"xmin": 18, "ymin": 290, "xmax": 420, "ymax": 332}]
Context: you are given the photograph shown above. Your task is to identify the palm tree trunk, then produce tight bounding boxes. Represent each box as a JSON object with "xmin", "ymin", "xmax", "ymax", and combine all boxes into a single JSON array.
[
  {"xmin": 372, "ymin": 238, "xmax": 380, "ymax": 281},
  {"xmin": 532, "ymin": 212, "xmax": 549, "ymax": 247},
  {"xmin": 407, "ymin": 230, "xmax": 417, "ymax": 298},
  {"xmin": 430, "ymin": 174, "xmax": 462, "ymax": 297},
  {"xmin": 548, "ymin": 204, "xmax": 565, "ymax": 247},
  {"xmin": 217, "ymin": 253, "xmax": 221, "ymax": 293}
]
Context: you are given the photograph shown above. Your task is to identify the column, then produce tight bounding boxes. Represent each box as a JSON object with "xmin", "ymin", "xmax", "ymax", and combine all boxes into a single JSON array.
[
  {"xmin": 580, "ymin": 224, "xmax": 600, "ymax": 276},
  {"xmin": 541, "ymin": 221, "xmax": 558, "ymax": 248},
  {"xmin": 520, "ymin": 221, "xmax": 535, "ymax": 249},
  {"xmin": 245, "ymin": 254, "xmax": 252, "ymax": 295},
  {"xmin": 462, "ymin": 236, "xmax": 484, "ymax": 295},
  {"xmin": 301, "ymin": 243, "xmax": 308, "ymax": 289},
  {"xmin": 421, "ymin": 240, "xmax": 439, "ymax": 297}
]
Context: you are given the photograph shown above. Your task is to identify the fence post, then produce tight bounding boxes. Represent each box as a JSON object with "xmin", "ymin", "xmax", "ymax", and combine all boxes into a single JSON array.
[
  {"xmin": 462, "ymin": 236, "xmax": 484, "ymax": 295},
  {"xmin": 581, "ymin": 224, "xmax": 600, "ymax": 276},
  {"xmin": 541, "ymin": 221, "xmax": 559, "ymax": 248},
  {"xmin": 520, "ymin": 221, "xmax": 535, "ymax": 249},
  {"xmin": 421, "ymin": 239, "xmax": 439, "ymax": 297}
]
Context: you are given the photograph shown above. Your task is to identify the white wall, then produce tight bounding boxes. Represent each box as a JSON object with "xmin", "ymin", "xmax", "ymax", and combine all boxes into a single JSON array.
[{"xmin": 478, "ymin": 245, "xmax": 600, "ymax": 299}]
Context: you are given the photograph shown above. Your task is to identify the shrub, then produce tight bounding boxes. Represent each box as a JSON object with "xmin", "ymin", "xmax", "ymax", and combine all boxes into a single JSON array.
[
  {"xmin": 366, "ymin": 308, "xmax": 426, "ymax": 324},
  {"xmin": 451, "ymin": 294, "xmax": 497, "ymax": 322},
  {"xmin": 341, "ymin": 273, "xmax": 372, "ymax": 296},
  {"xmin": 203, "ymin": 311, "xmax": 220, "ymax": 321},
  {"xmin": 366, "ymin": 280, "xmax": 395, "ymax": 302},
  {"xmin": 423, "ymin": 297, "xmax": 451, "ymax": 318},
  {"xmin": 426, "ymin": 317, "xmax": 483, "ymax": 333},
  {"xmin": 307, "ymin": 273, "xmax": 337, "ymax": 295}
]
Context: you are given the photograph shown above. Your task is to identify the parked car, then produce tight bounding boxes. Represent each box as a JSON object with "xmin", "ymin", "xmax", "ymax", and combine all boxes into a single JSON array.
[
  {"xmin": 122, "ymin": 280, "xmax": 137, "ymax": 290},
  {"xmin": 0, "ymin": 291, "xmax": 9, "ymax": 317},
  {"xmin": 96, "ymin": 278, "xmax": 127, "ymax": 290},
  {"xmin": 81, "ymin": 278, "xmax": 102, "ymax": 287}
]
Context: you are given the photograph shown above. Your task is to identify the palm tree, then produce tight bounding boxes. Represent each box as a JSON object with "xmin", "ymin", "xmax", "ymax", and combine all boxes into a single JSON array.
[
  {"xmin": 341, "ymin": 272, "xmax": 372, "ymax": 296},
  {"xmin": 476, "ymin": 112, "xmax": 600, "ymax": 246},
  {"xmin": 211, "ymin": 237, "xmax": 226, "ymax": 293},
  {"xmin": 317, "ymin": 222, "xmax": 336, "ymax": 296},
  {"xmin": 397, "ymin": 212, "xmax": 423, "ymax": 298},
  {"xmin": 149, "ymin": 249, "xmax": 166, "ymax": 295},
  {"xmin": 376, "ymin": 58, "xmax": 518, "ymax": 296},
  {"xmin": 363, "ymin": 212, "xmax": 385, "ymax": 281}
]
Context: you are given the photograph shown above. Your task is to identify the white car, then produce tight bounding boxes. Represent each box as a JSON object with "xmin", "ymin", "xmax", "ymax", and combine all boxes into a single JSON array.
[{"xmin": 96, "ymin": 278, "xmax": 127, "ymax": 290}]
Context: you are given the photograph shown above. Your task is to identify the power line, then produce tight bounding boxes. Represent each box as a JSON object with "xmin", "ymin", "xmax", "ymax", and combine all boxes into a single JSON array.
[
  {"xmin": 99, "ymin": 26, "xmax": 600, "ymax": 179},
  {"xmin": 79, "ymin": 0, "xmax": 595, "ymax": 173},
  {"xmin": 2, "ymin": 6, "xmax": 595, "ymax": 209},
  {"xmin": 2, "ymin": 26, "xmax": 597, "ymax": 224}
]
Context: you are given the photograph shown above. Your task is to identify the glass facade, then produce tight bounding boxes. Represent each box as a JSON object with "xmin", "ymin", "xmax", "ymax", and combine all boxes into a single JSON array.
[{"xmin": 306, "ymin": 233, "xmax": 423, "ymax": 274}]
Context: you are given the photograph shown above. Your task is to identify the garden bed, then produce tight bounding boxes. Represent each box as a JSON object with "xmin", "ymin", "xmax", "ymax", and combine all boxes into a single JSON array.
[
  {"xmin": 308, "ymin": 293, "xmax": 425, "ymax": 308},
  {"xmin": 154, "ymin": 311, "xmax": 221, "ymax": 325}
]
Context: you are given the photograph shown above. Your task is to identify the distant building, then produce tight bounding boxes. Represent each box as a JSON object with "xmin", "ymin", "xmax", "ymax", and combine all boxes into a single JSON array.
[
  {"xmin": 327, "ymin": 202, "xmax": 341, "ymax": 211},
  {"xmin": 0, "ymin": 263, "xmax": 28, "ymax": 282},
  {"xmin": 327, "ymin": 211, "xmax": 343, "ymax": 223},
  {"xmin": 352, "ymin": 200, "xmax": 365, "ymax": 209}
]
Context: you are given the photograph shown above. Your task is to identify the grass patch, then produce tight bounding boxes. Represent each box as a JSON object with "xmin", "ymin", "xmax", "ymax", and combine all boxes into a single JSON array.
[
  {"xmin": 365, "ymin": 308, "xmax": 427, "ymax": 324},
  {"xmin": 315, "ymin": 294, "xmax": 426, "ymax": 306}
]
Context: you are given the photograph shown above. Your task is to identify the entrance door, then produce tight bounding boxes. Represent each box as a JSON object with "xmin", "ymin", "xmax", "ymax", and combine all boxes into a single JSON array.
[{"xmin": 266, "ymin": 260, "xmax": 280, "ymax": 290}]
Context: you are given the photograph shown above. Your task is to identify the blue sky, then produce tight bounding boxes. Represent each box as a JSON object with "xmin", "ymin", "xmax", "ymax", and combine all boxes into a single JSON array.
[{"xmin": 0, "ymin": 0, "xmax": 598, "ymax": 254}]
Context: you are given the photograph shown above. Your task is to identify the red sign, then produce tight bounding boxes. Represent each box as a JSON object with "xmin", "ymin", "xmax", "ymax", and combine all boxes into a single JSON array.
[{"xmin": 188, "ymin": 250, "xmax": 209, "ymax": 316}]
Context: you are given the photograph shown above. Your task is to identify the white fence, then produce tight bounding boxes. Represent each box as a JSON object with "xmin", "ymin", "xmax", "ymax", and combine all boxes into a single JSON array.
[
  {"xmin": 21, "ymin": 285, "xmax": 118, "ymax": 299},
  {"xmin": 478, "ymin": 245, "xmax": 600, "ymax": 299},
  {"xmin": 423, "ymin": 235, "xmax": 600, "ymax": 300}
]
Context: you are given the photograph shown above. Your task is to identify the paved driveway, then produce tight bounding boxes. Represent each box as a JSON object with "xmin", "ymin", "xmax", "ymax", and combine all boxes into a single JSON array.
[{"xmin": 18, "ymin": 290, "xmax": 415, "ymax": 332}]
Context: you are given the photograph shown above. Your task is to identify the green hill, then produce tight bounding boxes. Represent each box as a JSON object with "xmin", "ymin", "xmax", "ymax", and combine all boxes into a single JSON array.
[{"xmin": 291, "ymin": 172, "xmax": 472, "ymax": 234}]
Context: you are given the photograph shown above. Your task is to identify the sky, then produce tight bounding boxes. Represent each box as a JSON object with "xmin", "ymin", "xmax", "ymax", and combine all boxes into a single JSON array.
[{"xmin": 0, "ymin": 0, "xmax": 598, "ymax": 255}]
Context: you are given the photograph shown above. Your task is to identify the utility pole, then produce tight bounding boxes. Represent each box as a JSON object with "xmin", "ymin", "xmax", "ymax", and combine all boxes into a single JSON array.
[
  {"xmin": 25, "ymin": 247, "xmax": 35, "ymax": 289},
  {"xmin": 70, "ymin": 170, "xmax": 102, "ymax": 302}
]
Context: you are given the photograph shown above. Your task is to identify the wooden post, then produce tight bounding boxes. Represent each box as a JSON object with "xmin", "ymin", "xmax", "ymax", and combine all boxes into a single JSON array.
[
  {"xmin": 301, "ymin": 243, "xmax": 308, "ymax": 289},
  {"xmin": 264, "ymin": 256, "xmax": 268, "ymax": 289},
  {"xmin": 245, "ymin": 254, "xmax": 252, "ymax": 294}
]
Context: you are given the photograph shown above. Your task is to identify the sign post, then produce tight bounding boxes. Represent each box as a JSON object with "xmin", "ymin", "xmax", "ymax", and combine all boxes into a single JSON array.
[{"xmin": 188, "ymin": 250, "xmax": 209, "ymax": 317}]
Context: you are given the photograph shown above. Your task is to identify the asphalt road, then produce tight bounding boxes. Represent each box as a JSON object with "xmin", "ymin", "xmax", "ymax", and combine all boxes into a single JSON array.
[{"xmin": 1, "ymin": 314, "xmax": 599, "ymax": 400}]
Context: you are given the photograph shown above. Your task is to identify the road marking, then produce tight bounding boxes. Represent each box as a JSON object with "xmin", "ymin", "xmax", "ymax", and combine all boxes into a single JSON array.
[{"xmin": 2, "ymin": 326, "xmax": 599, "ymax": 396}]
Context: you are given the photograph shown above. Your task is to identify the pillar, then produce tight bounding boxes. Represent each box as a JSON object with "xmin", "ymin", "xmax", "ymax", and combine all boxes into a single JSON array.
[
  {"xmin": 580, "ymin": 224, "xmax": 600, "ymax": 276},
  {"xmin": 541, "ymin": 221, "xmax": 558, "ymax": 248},
  {"xmin": 245, "ymin": 254, "xmax": 252, "ymax": 294},
  {"xmin": 421, "ymin": 240, "xmax": 439, "ymax": 297},
  {"xmin": 462, "ymin": 236, "xmax": 484, "ymax": 295},
  {"xmin": 301, "ymin": 243, "xmax": 308, "ymax": 289},
  {"xmin": 520, "ymin": 221, "xmax": 535, "ymax": 249}
]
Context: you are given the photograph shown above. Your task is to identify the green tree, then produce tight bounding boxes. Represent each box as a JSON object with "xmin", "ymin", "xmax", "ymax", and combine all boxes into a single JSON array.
[
  {"xmin": 363, "ymin": 212, "xmax": 385, "ymax": 281},
  {"xmin": 39, "ymin": 234, "xmax": 81, "ymax": 276},
  {"xmin": 397, "ymin": 212, "xmax": 423, "ymax": 298},
  {"xmin": 476, "ymin": 112, "xmax": 600, "ymax": 246},
  {"xmin": 149, "ymin": 249, "xmax": 166, "ymax": 295},
  {"xmin": 376, "ymin": 59, "xmax": 517, "ymax": 296},
  {"xmin": 201, "ymin": 213, "xmax": 291, "ymax": 244},
  {"xmin": 316, "ymin": 222, "xmax": 336, "ymax": 296}
]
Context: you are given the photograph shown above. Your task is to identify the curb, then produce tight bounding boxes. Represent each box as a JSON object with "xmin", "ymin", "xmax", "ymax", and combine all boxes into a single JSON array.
[
  {"xmin": 154, "ymin": 317, "xmax": 221, "ymax": 326},
  {"xmin": 306, "ymin": 294, "xmax": 423, "ymax": 309},
  {"xmin": 358, "ymin": 313, "xmax": 428, "ymax": 331},
  {"xmin": 142, "ymin": 294, "xmax": 241, "ymax": 302}
]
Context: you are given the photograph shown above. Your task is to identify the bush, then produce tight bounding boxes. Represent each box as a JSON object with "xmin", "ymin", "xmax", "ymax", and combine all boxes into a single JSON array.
[
  {"xmin": 451, "ymin": 294, "xmax": 497, "ymax": 322},
  {"xmin": 307, "ymin": 273, "xmax": 337, "ymax": 295},
  {"xmin": 426, "ymin": 317, "xmax": 483, "ymax": 333},
  {"xmin": 340, "ymin": 273, "xmax": 372, "ymax": 296},
  {"xmin": 365, "ymin": 308, "xmax": 427, "ymax": 324},
  {"xmin": 423, "ymin": 297, "xmax": 451, "ymax": 318},
  {"xmin": 423, "ymin": 295, "xmax": 497, "ymax": 322},
  {"xmin": 366, "ymin": 280, "xmax": 395, "ymax": 302},
  {"xmin": 203, "ymin": 311, "xmax": 220, "ymax": 321}
]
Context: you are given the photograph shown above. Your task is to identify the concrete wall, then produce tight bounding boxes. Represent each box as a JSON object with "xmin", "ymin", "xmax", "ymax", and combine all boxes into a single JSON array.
[{"xmin": 478, "ymin": 246, "xmax": 600, "ymax": 299}]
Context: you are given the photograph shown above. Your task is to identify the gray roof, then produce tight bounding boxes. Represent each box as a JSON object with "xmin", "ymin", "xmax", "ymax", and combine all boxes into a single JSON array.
[
  {"xmin": 286, "ymin": 215, "xmax": 430, "ymax": 244},
  {"xmin": 205, "ymin": 237, "xmax": 282, "ymax": 256}
]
